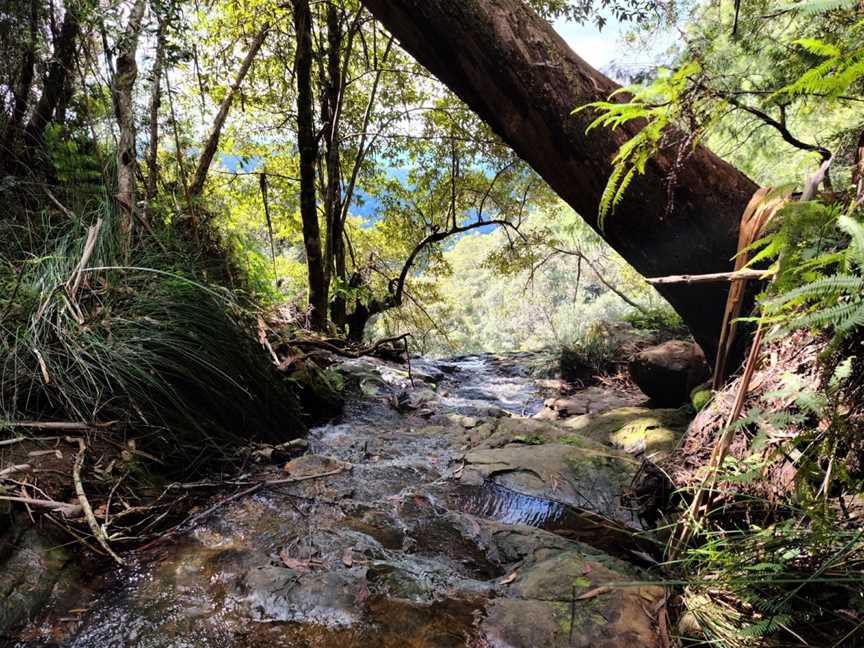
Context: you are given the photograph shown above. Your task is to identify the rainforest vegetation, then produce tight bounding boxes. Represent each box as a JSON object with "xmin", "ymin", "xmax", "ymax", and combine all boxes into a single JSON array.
[{"xmin": 0, "ymin": 0, "xmax": 863, "ymax": 646}]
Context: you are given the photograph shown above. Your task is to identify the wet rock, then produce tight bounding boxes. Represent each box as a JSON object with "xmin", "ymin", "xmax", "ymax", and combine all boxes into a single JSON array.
[
  {"xmin": 242, "ymin": 565, "xmax": 364, "ymax": 625},
  {"xmin": 629, "ymin": 340, "xmax": 710, "ymax": 405},
  {"xmin": 466, "ymin": 417, "xmax": 568, "ymax": 449},
  {"xmin": 460, "ymin": 440, "xmax": 640, "ymax": 525},
  {"xmin": 480, "ymin": 548, "xmax": 664, "ymax": 648},
  {"xmin": 536, "ymin": 385, "xmax": 646, "ymax": 420},
  {"xmin": 283, "ymin": 453, "xmax": 350, "ymax": 478},
  {"xmin": 562, "ymin": 406, "xmax": 691, "ymax": 459},
  {"xmin": 0, "ymin": 520, "xmax": 79, "ymax": 636}
]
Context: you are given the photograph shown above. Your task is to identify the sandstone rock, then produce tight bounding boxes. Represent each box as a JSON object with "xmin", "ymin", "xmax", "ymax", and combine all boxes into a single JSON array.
[
  {"xmin": 461, "ymin": 440, "xmax": 640, "ymax": 525},
  {"xmin": 283, "ymin": 454, "xmax": 350, "ymax": 478},
  {"xmin": 629, "ymin": 340, "xmax": 710, "ymax": 405},
  {"xmin": 563, "ymin": 406, "xmax": 691, "ymax": 459},
  {"xmin": 480, "ymin": 548, "xmax": 664, "ymax": 648},
  {"xmin": 536, "ymin": 385, "xmax": 646, "ymax": 421}
]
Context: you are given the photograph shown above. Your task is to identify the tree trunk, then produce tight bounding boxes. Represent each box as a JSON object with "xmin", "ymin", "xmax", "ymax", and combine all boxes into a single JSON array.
[
  {"xmin": 359, "ymin": 0, "xmax": 759, "ymax": 362},
  {"xmin": 294, "ymin": 0, "xmax": 329, "ymax": 331},
  {"xmin": 23, "ymin": 4, "xmax": 79, "ymax": 157},
  {"xmin": 323, "ymin": 4, "xmax": 347, "ymax": 328},
  {"xmin": 145, "ymin": 14, "xmax": 168, "ymax": 203},
  {"xmin": 187, "ymin": 24, "xmax": 270, "ymax": 198},
  {"xmin": 2, "ymin": 0, "xmax": 39, "ymax": 164},
  {"xmin": 112, "ymin": 0, "xmax": 148, "ymax": 249}
]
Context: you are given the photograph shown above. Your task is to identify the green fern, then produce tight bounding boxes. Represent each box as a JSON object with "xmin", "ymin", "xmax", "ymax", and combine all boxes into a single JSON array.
[
  {"xmin": 757, "ymin": 207, "xmax": 864, "ymax": 339},
  {"xmin": 776, "ymin": 21, "xmax": 864, "ymax": 99},
  {"xmin": 574, "ymin": 61, "xmax": 707, "ymax": 228}
]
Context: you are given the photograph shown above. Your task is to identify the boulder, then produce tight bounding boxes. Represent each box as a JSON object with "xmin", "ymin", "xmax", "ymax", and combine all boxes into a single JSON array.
[
  {"xmin": 480, "ymin": 548, "xmax": 664, "ymax": 648},
  {"xmin": 536, "ymin": 385, "xmax": 646, "ymax": 421},
  {"xmin": 0, "ymin": 521, "xmax": 80, "ymax": 636},
  {"xmin": 629, "ymin": 340, "xmax": 710, "ymax": 406}
]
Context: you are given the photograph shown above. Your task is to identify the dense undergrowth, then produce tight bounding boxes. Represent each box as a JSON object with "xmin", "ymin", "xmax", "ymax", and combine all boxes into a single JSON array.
[
  {"xmin": 0, "ymin": 196, "xmax": 305, "ymax": 473},
  {"xmin": 664, "ymin": 201, "xmax": 864, "ymax": 647}
]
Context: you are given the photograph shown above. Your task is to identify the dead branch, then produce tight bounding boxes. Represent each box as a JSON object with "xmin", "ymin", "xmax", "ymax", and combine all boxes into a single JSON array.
[
  {"xmin": 69, "ymin": 436, "xmax": 125, "ymax": 565},
  {"xmin": 0, "ymin": 463, "xmax": 31, "ymax": 477},
  {"xmin": 0, "ymin": 495, "xmax": 82, "ymax": 517},
  {"xmin": 646, "ymin": 269, "xmax": 772, "ymax": 285}
]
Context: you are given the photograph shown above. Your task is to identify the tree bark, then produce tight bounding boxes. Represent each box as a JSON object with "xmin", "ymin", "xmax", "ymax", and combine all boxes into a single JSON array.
[
  {"xmin": 323, "ymin": 4, "xmax": 345, "ymax": 326},
  {"xmin": 2, "ymin": 0, "xmax": 39, "ymax": 163},
  {"xmin": 145, "ymin": 13, "xmax": 168, "ymax": 203},
  {"xmin": 294, "ymin": 0, "xmax": 329, "ymax": 331},
  {"xmin": 112, "ymin": 0, "xmax": 148, "ymax": 248},
  {"xmin": 187, "ymin": 24, "xmax": 270, "ymax": 198},
  {"xmin": 359, "ymin": 0, "xmax": 759, "ymax": 362},
  {"xmin": 23, "ymin": 4, "xmax": 80, "ymax": 157}
]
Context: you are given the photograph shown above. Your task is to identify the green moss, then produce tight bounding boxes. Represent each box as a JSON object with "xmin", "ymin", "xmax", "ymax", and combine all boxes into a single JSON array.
[
  {"xmin": 691, "ymin": 386, "xmax": 712, "ymax": 411},
  {"xmin": 563, "ymin": 406, "xmax": 691, "ymax": 458}
]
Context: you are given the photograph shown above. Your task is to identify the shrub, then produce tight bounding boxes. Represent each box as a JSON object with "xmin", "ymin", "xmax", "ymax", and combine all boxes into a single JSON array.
[{"xmin": 0, "ymin": 209, "xmax": 304, "ymax": 473}]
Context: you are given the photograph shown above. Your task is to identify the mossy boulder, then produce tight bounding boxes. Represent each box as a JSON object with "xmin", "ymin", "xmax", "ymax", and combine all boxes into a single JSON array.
[
  {"xmin": 562, "ymin": 406, "xmax": 691, "ymax": 459},
  {"xmin": 0, "ymin": 520, "xmax": 79, "ymax": 636},
  {"xmin": 481, "ymin": 548, "xmax": 664, "ymax": 648}
]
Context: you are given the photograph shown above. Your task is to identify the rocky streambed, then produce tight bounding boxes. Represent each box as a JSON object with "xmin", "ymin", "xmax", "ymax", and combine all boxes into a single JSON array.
[{"xmin": 4, "ymin": 352, "xmax": 694, "ymax": 648}]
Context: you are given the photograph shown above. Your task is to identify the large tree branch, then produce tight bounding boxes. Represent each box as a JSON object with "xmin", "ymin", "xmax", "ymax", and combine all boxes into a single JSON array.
[
  {"xmin": 388, "ymin": 218, "xmax": 522, "ymax": 309},
  {"xmin": 188, "ymin": 24, "xmax": 270, "ymax": 198},
  {"xmin": 722, "ymin": 95, "xmax": 832, "ymax": 163},
  {"xmin": 359, "ymin": 0, "xmax": 760, "ymax": 362}
]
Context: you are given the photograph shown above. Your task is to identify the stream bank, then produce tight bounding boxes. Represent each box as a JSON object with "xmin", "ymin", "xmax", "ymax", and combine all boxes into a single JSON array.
[{"xmin": 4, "ymin": 350, "xmax": 693, "ymax": 647}]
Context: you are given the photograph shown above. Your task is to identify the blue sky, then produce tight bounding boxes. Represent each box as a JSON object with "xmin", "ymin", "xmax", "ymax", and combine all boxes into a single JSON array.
[
  {"xmin": 224, "ymin": 15, "xmax": 656, "ymax": 223},
  {"xmin": 554, "ymin": 17, "xmax": 624, "ymax": 71}
]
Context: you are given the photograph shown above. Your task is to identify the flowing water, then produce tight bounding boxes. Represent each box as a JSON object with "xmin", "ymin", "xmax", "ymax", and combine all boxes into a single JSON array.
[{"xmin": 13, "ymin": 353, "xmax": 662, "ymax": 648}]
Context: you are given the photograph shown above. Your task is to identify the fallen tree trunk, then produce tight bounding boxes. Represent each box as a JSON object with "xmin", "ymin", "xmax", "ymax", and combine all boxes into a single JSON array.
[{"xmin": 359, "ymin": 0, "xmax": 758, "ymax": 362}]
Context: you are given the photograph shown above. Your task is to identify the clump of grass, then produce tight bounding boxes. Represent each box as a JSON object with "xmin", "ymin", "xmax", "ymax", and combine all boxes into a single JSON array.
[
  {"xmin": 0, "ymin": 205, "xmax": 304, "ymax": 472},
  {"xmin": 673, "ymin": 519, "xmax": 864, "ymax": 647}
]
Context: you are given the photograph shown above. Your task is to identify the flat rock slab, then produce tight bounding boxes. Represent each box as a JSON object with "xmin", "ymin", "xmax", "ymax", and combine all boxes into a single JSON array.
[
  {"xmin": 482, "ymin": 548, "xmax": 663, "ymax": 648},
  {"xmin": 563, "ymin": 406, "xmax": 691, "ymax": 459},
  {"xmin": 461, "ymin": 440, "xmax": 641, "ymax": 525}
]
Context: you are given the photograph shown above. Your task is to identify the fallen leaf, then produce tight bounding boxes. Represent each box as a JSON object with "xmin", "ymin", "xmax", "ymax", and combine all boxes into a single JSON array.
[
  {"xmin": 499, "ymin": 571, "xmax": 519, "ymax": 585},
  {"xmin": 342, "ymin": 547, "xmax": 354, "ymax": 567},
  {"xmin": 576, "ymin": 585, "xmax": 611, "ymax": 600},
  {"xmin": 279, "ymin": 547, "xmax": 310, "ymax": 571}
]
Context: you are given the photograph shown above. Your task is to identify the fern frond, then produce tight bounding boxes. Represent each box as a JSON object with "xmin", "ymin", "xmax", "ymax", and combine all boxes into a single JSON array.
[
  {"xmin": 838, "ymin": 215, "xmax": 864, "ymax": 264},
  {"xmin": 766, "ymin": 274, "xmax": 864, "ymax": 307}
]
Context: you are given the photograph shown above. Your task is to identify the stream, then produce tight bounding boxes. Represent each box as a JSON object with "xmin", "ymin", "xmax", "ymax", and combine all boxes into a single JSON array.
[{"xmin": 13, "ymin": 353, "xmax": 667, "ymax": 648}]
